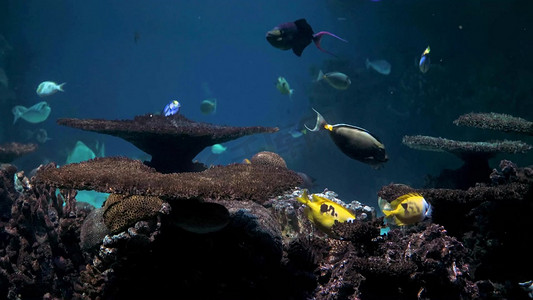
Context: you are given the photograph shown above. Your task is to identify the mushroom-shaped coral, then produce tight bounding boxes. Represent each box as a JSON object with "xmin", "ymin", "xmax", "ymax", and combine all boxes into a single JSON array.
[
  {"xmin": 35, "ymin": 156, "xmax": 302, "ymax": 203},
  {"xmin": 0, "ymin": 142, "xmax": 38, "ymax": 163},
  {"xmin": 57, "ymin": 114, "xmax": 278, "ymax": 173},
  {"xmin": 402, "ymin": 135, "xmax": 531, "ymax": 189},
  {"xmin": 453, "ymin": 112, "xmax": 533, "ymax": 135}
]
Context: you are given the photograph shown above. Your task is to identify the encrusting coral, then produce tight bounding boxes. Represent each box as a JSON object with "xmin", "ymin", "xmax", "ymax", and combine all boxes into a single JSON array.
[
  {"xmin": 103, "ymin": 194, "xmax": 165, "ymax": 233},
  {"xmin": 57, "ymin": 113, "xmax": 279, "ymax": 173},
  {"xmin": 0, "ymin": 142, "xmax": 38, "ymax": 163}
]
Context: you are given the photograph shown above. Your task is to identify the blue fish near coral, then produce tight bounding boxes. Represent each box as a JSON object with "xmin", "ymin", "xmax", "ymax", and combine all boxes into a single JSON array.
[{"xmin": 163, "ymin": 100, "xmax": 181, "ymax": 116}]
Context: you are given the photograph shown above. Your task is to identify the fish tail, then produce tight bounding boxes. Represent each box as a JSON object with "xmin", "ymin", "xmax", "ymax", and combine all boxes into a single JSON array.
[
  {"xmin": 58, "ymin": 82, "xmax": 66, "ymax": 92},
  {"xmin": 312, "ymin": 31, "xmax": 347, "ymax": 57},
  {"xmin": 297, "ymin": 189, "xmax": 310, "ymax": 205},
  {"xmin": 305, "ymin": 108, "xmax": 328, "ymax": 132},
  {"xmin": 423, "ymin": 46, "xmax": 430, "ymax": 55},
  {"xmin": 365, "ymin": 58, "xmax": 370, "ymax": 69},
  {"xmin": 382, "ymin": 209, "xmax": 394, "ymax": 217},
  {"xmin": 315, "ymin": 70, "xmax": 324, "ymax": 82}
]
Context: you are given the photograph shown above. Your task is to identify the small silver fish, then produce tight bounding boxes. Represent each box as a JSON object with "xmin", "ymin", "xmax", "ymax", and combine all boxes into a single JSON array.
[
  {"xmin": 36, "ymin": 81, "xmax": 65, "ymax": 97},
  {"xmin": 12, "ymin": 101, "xmax": 51, "ymax": 124},
  {"xmin": 365, "ymin": 58, "xmax": 391, "ymax": 75},
  {"xmin": 316, "ymin": 70, "xmax": 351, "ymax": 90}
]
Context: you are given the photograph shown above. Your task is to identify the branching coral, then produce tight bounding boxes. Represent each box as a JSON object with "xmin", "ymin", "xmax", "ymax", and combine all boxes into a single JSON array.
[
  {"xmin": 0, "ymin": 165, "xmax": 91, "ymax": 299},
  {"xmin": 57, "ymin": 114, "xmax": 278, "ymax": 173}
]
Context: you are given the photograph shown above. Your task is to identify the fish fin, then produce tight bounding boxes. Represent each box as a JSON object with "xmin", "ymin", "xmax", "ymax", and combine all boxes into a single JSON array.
[
  {"xmin": 294, "ymin": 19, "xmax": 314, "ymax": 37},
  {"xmin": 213, "ymin": 98, "xmax": 217, "ymax": 114},
  {"xmin": 312, "ymin": 31, "xmax": 347, "ymax": 57},
  {"xmin": 305, "ymin": 108, "xmax": 328, "ymax": 132},
  {"xmin": 391, "ymin": 193, "xmax": 422, "ymax": 207},
  {"xmin": 315, "ymin": 70, "xmax": 324, "ymax": 82},
  {"xmin": 378, "ymin": 197, "xmax": 391, "ymax": 212},
  {"xmin": 292, "ymin": 45, "xmax": 305, "ymax": 57},
  {"xmin": 12, "ymin": 107, "xmax": 22, "ymax": 124},
  {"xmin": 297, "ymin": 189, "xmax": 310, "ymax": 205},
  {"xmin": 58, "ymin": 82, "xmax": 66, "ymax": 92},
  {"xmin": 382, "ymin": 208, "xmax": 394, "ymax": 217},
  {"xmin": 365, "ymin": 58, "xmax": 370, "ymax": 69},
  {"xmin": 423, "ymin": 46, "xmax": 430, "ymax": 55}
]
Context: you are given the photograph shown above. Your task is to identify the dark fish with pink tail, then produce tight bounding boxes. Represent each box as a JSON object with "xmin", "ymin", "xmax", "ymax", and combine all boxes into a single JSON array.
[{"xmin": 266, "ymin": 19, "xmax": 347, "ymax": 57}]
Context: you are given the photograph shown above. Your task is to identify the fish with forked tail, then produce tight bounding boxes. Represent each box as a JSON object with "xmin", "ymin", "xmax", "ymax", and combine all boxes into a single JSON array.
[
  {"xmin": 266, "ymin": 19, "xmax": 347, "ymax": 57},
  {"xmin": 305, "ymin": 109, "xmax": 388, "ymax": 167}
]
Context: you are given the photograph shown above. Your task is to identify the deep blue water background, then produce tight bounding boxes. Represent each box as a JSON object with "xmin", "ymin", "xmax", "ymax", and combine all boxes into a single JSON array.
[{"xmin": 1, "ymin": 0, "xmax": 533, "ymax": 208}]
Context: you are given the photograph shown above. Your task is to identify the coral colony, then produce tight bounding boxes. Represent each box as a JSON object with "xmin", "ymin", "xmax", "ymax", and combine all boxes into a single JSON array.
[{"xmin": 0, "ymin": 110, "xmax": 531, "ymax": 299}]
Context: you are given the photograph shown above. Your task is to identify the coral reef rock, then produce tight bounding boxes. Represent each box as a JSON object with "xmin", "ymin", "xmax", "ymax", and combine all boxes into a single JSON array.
[
  {"xmin": 379, "ymin": 161, "xmax": 533, "ymax": 298},
  {"xmin": 57, "ymin": 113, "xmax": 278, "ymax": 173}
]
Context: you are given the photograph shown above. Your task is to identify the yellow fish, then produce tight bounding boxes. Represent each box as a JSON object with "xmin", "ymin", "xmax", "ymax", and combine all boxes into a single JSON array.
[
  {"xmin": 379, "ymin": 193, "xmax": 431, "ymax": 226},
  {"xmin": 296, "ymin": 189, "xmax": 356, "ymax": 234}
]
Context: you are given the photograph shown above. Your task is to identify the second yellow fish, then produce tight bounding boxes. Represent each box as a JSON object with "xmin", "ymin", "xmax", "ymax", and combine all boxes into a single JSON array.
[
  {"xmin": 379, "ymin": 193, "xmax": 432, "ymax": 226},
  {"xmin": 297, "ymin": 189, "xmax": 356, "ymax": 234}
]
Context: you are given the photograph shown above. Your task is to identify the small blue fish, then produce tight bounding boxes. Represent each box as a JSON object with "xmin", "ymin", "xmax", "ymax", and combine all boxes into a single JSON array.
[
  {"xmin": 163, "ymin": 100, "xmax": 181, "ymax": 116},
  {"xmin": 419, "ymin": 46, "xmax": 431, "ymax": 73}
]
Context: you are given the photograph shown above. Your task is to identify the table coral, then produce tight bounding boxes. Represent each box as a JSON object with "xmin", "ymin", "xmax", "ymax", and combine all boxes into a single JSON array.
[
  {"xmin": 454, "ymin": 112, "xmax": 533, "ymax": 135},
  {"xmin": 57, "ymin": 113, "xmax": 279, "ymax": 173},
  {"xmin": 35, "ymin": 156, "xmax": 302, "ymax": 203},
  {"xmin": 0, "ymin": 142, "xmax": 38, "ymax": 163},
  {"xmin": 403, "ymin": 135, "xmax": 531, "ymax": 189}
]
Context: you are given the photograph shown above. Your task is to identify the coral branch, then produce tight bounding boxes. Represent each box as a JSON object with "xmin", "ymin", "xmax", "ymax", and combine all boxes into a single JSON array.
[
  {"xmin": 0, "ymin": 142, "xmax": 38, "ymax": 163},
  {"xmin": 454, "ymin": 112, "xmax": 533, "ymax": 135}
]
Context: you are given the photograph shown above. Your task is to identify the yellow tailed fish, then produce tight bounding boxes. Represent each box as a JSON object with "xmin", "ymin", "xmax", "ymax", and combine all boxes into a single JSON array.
[{"xmin": 305, "ymin": 108, "xmax": 388, "ymax": 168}]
